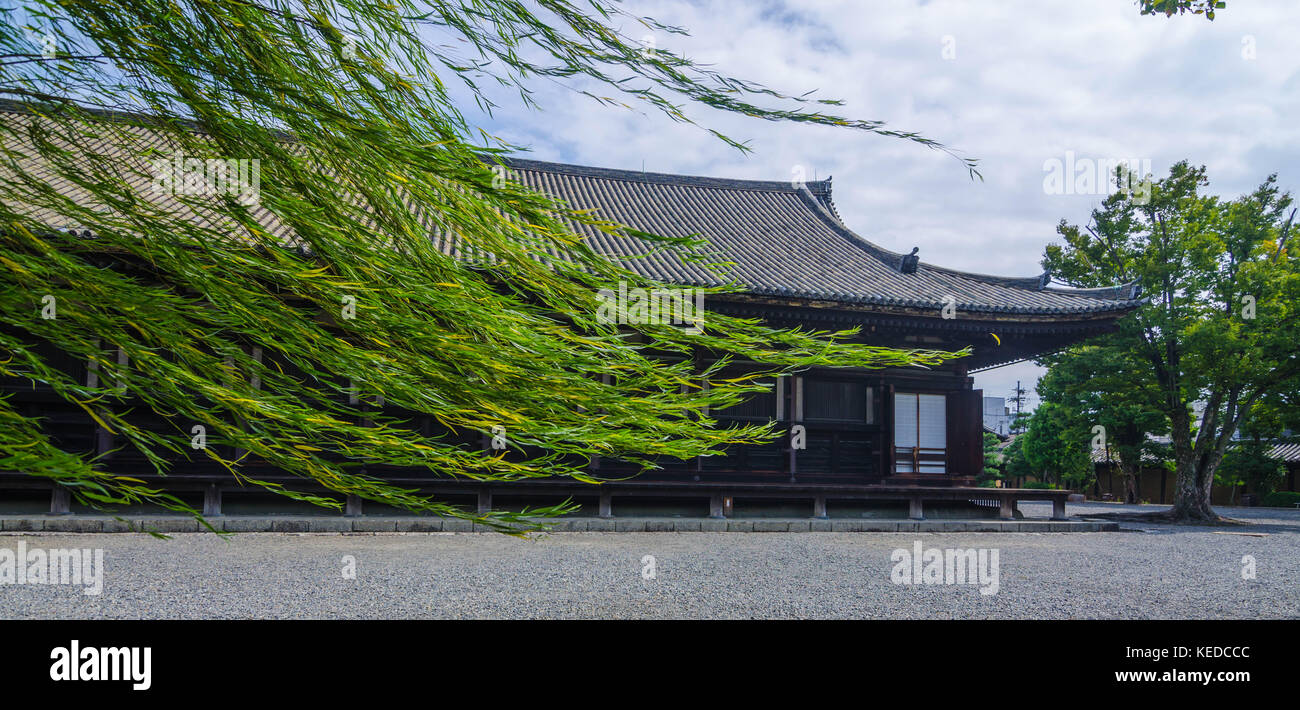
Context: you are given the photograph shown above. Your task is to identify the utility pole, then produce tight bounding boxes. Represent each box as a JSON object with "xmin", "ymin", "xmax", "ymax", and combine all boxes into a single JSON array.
[{"xmin": 1009, "ymin": 381, "xmax": 1028, "ymax": 434}]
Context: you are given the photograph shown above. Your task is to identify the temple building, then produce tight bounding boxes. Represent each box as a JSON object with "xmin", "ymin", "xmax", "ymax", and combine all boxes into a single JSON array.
[
  {"xmin": 488, "ymin": 157, "xmax": 1143, "ymax": 490},
  {"xmin": 0, "ymin": 104, "xmax": 1145, "ymax": 519}
]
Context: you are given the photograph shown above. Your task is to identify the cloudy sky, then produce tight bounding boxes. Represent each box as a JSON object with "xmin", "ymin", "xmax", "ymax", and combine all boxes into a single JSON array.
[{"xmin": 448, "ymin": 0, "xmax": 1299, "ymax": 407}]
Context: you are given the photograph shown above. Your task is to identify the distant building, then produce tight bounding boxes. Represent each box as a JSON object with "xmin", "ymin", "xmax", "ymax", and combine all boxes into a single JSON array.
[
  {"xmin": 1089, "ymin": 434, "xmax": 1300, "ymax": 503},
  {"xmin": 983, "ymin": 396, "xmax": 1011, "ymax": 437}
]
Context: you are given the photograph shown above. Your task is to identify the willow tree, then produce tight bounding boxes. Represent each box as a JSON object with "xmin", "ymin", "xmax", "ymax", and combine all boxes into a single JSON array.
[{"xmin": 0, "ymin": 1, "xmax": 971, "ymax": 531}]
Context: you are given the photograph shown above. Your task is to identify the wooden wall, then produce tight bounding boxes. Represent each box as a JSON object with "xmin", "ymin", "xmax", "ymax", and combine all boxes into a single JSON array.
[{"xmin": 1, "ymin": 331, "xmax": 987, "ymax": 490}]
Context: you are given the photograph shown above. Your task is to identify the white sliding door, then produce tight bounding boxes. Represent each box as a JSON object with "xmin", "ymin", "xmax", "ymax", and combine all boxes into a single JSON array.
[{"xmin": 893, "ymin": 392, "xmax": 947, "ymax": 474}]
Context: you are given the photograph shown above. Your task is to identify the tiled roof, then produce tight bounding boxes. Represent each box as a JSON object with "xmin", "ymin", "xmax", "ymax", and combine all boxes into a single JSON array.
[
  {"xmin": 1092, "ymin": 441, "xmax": 1300, "ymax": 464},
  {"xmin": 1268, "ymin": 442, "xmax": 1300, "ymax": 463},
  {"xmin": 496, "ymin": 157, "xmax": 1144, "ymax": 316},
  {"xmin": 982, "ymin": 424, "xmax": 1010, "ymax": 441},
  {"xmin": 0, "ymin": 102, "xmax": 1144, "ymax": 317},
  {"xmin": 1090, "ymin": 447, "xmax": 1164, "ymax": 464}
]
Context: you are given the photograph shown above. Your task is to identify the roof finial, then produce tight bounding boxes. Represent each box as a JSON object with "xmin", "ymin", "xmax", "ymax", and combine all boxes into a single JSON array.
[{"xmin": 900, "ymin": 247, "xmax": 920, "ymax": 274}]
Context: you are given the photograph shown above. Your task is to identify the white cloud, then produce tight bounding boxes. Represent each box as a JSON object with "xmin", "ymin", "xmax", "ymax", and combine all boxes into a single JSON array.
[{"xmin": 442, "ymin": 0, "xmax": 1300, "ymax": 399}]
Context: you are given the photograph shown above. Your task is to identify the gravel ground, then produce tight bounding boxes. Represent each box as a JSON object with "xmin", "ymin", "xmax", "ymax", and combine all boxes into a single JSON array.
[{"xmin": 2, "ymin": 502, "xmax": 1297, "ymax": 619}]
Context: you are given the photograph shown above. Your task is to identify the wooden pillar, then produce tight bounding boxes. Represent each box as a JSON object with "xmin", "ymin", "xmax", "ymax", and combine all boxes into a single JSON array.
[
  {"xmin": 203, "ymin": 484, "xmax": 222, "ymax": 516},
  {"xmin": 998, "ymin": 495, "xmax": 1015, "ymax": 520},
  {"xmin": 598, "ymin": 490, "xmax": 613, "ymax": 518},
  {"xmin": 88, "ymin": 345, "xmax": 114, "ymax": 464},
  {"xmin": 1052, "ymin": 497, "xmax": 1067, "ymax": 521},
  {"xmin": 908, "ymin": 496, "xmax": 924, "ymax": 521},
  {"xmin": 786, "ymin": 376, "xmax": 801, "ymax": 482},
  {"xmin": 345, "ymin": 494, "xmax": 363, "ymax": 517},
  {"xmin": 477, "ymin": 488, "xmax": 492, "ymax": 515},
  {"xmin": 94, "ymin": 426, "xmax": 113, "ymax": 458},
  {"xmin": 50, "ymin": 486, "xmax": 71, "ymax": 515},
  {"xmin": 812, "ymin": 495, "xmax": 828, "ymax": 519},
  {"xmin": 709, "ymin": 493, "xmax": 726, "ymax": 519}
]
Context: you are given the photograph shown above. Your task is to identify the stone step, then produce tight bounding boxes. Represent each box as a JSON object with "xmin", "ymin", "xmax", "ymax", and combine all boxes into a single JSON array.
[{"xmin": 0, "ymin": 515, "xmax": 1117, "ymax": 533}]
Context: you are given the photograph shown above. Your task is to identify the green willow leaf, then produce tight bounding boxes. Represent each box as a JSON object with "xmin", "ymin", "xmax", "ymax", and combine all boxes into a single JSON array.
[{"xmin": 0, "ymin": 0, "xmax": 967, "ymax": 533}]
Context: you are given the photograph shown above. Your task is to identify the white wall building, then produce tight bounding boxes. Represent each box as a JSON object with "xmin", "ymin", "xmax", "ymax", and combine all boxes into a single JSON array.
[{"xmin": 983, "ymin": 396, "xmax": 1011, "ymax": 437}]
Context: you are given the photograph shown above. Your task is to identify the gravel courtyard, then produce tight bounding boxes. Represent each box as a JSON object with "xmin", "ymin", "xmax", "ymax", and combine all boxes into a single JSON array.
[{"xmin": 2, "ymin": 503, "xmax": 1297, "ymax": 619}]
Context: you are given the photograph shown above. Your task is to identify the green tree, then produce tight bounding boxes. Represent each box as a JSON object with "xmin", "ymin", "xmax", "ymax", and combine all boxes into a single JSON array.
[
  {"xmin": 1138, "ymin": 1, "xmax": 1224, "ymax": 20},
  {"xmin": 1037, "ymin": 341, "xmax": 1169, "ymax": 503},
  {"xmin": 1217, "ymin": 398, "xmax": 1291, "ymax": 503},
  {"xmin": 1019, "ymin": 402, "xmax": 1093, "ymax": 490},
  {"xmin": 0, "ymin": 1, "xmax": 969, "ymax": 531},
  {"xmin": 1002, "ymin": 436, "xmax": 1032, "ymax": 487},
  {"xmin": 1242, "ymin": 381, "xmax": 1300, "ymax": 439},
  {"xmin": 977, "ymin": 431, "xmax": 1002, "ymax": 487},
  {"xmin": 1216, "ymin": 439, "xmax": 1285, "ymax": 504},
  {"xmin": 1044, "ymin": 163, "xmax": 1300, "ymax": 521}
]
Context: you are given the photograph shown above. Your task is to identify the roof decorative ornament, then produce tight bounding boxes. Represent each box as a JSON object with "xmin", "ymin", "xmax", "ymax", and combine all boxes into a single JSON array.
[{"xmin": 899, "ymin": 247, "xmax": 920, "ymax": 274}]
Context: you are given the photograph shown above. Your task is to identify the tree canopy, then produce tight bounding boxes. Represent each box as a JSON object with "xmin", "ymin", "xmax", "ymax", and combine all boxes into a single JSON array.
[
  {"xmin": 1036, "ymin": 338, "xmax": 1169, "ymax": 502},
  {"xmin": 1043, "ymin": 162, "xmax": 1300, "ymax": 520},
  {"xmin": 1138, "ymin": 1, "xmax": 1224, "ymax": 20}
]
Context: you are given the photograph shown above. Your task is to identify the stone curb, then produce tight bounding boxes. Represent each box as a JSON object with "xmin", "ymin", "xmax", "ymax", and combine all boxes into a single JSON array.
[{"xmin": 0, "ymin": 515, "xmax": 1120, "ymax": 533}]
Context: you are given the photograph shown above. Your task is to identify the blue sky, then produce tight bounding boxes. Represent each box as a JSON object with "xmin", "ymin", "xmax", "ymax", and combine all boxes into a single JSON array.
[{"xmin": 440, "ymin": 0, "xmax": 1300, "ymax": 407}]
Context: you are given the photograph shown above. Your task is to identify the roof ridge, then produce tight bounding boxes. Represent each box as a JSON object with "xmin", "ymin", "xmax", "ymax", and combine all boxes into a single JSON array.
[
  {"xmin": 789, "ymin": 186, "xmax": 1075, "ymax": 294},
  {"xmin": 811, "ymin": 175, "xmax": 845, "ymax": 223},
  {"xmin": 1042, "ymin": 282, "xmax": 1144, "ymax": 301},
  {"xmin": 495, "ymin": 155, "xmax": 833, "ymax": 194},
  {"xmin": 0, "ymin": 97, "xmax": 299, "ymax": 140},
  {"xmin": 790, "ymin": 186, "xmax": 1142, "ymax": 302}
]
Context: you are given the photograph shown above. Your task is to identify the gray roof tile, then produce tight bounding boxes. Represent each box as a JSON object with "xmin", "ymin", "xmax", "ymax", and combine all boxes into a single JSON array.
[
  {"xmin": 496, "ymin": 156, "xmax": 1144, "ymax": 317},
  {"xmin": 0, "ymin": 102, "xmax": 1143, "ymax": 318}
]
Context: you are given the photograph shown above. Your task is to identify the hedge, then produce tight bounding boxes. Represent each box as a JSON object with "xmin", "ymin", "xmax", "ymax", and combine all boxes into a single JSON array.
[{"xmin": 1260, "ymin": 491, "xmax": 1300, "ymax": 507}]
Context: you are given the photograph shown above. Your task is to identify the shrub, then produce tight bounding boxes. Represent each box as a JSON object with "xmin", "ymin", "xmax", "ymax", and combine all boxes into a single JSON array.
[
  {"xmin": 1023, "ymin": 481, "xmax": 1057, "ymax": 490},
  {"xmin": 1260, "ymin": 491, "xmax": 1300, "ymax": 508}
]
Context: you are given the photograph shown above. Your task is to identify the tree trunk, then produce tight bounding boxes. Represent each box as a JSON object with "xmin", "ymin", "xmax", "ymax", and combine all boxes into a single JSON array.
[
  {"xmin": 1115, "ymin": 455, "xmax": 1139, "ymax": 504},
  {"xmin": 1123, "ymin": 469, "xmax": 1139, "ymax": 505},
  {"xmin": 1168, "ymin": 458, "xmax": 1219, "ymax": 521}
]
